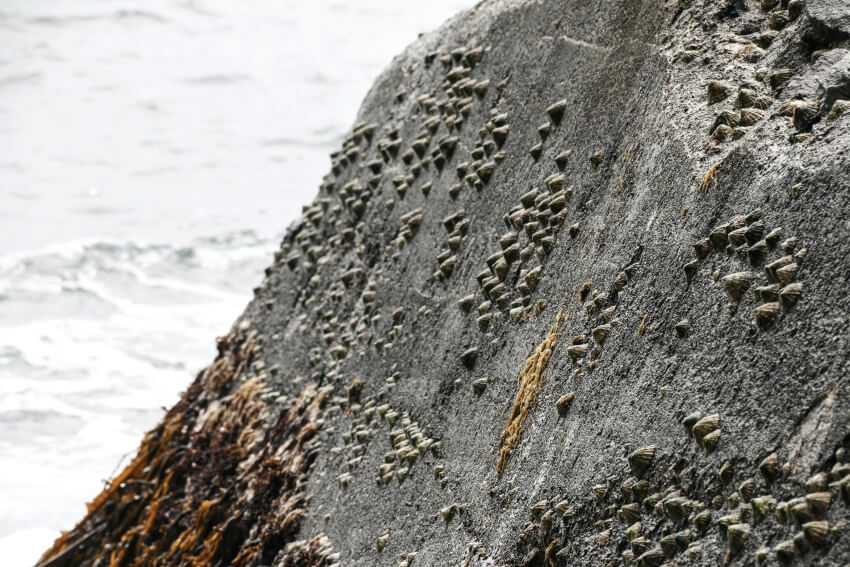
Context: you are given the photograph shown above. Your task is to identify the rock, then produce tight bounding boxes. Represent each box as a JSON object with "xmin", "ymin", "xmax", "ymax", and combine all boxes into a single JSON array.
[
  {"xmin": 802, "ymin": 0, "xmax": 850, "ymax": 43},
  {"xmin": 36, "ymin": 0, "xmax": 850, "ymax": 566}
]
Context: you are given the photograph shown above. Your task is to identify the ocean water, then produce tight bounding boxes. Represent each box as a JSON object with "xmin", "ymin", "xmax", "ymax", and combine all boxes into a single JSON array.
[{"xmin": 0, "ymin": 1, "xmax": 472, "ymax": 564}]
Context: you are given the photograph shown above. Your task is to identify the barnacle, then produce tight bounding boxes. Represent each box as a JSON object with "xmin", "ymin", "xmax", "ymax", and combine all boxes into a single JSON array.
[
  {"xmin": 637, "ymin": 547, "xmax": 665, "ymax": 567},
  {"xmin": 692, "ymin": 414, "xmax": 720, "ymax": 445},
  {"xmin": 764, "ymin": 227, "xmax": 782, "ymax": 247},
  {"xmin": 545, "ymin": 173, "xmax": 565, "ymax": 192},
  {"xmin": 555, "ymin": 150, "xmax": 571, "ymax": 170},
  {"xmin": 739, "ymin": 108, "xmax": 766, "ymax": 126},
  {"xmin": 702, "ymin": 429, "xmax": 721, "ymax": 453},
  {"xmin": 721, "ymin": 272, "xmax": 755, "ymax": 302},
  {"xmin": 727, "ymin": 523, "xmax": 751, "ymax": 552},
  {"xmin": 768, "ymin": 68, "xmax": 793, "ymax": 90},
  {"xmin": 802, "ymin": 521, "xmax": 829, "ymax": 547},
  {"xmin": 779, "ymin": 282, "xmax": 802, "ymax": 310},
  {"xmin": 614, "ymin": 271, "xmax": 628, "ymax": 291},
  {"xmin": 556, "ymin": 392, "xmax": 575, "ymax": 416},
  {"xmin": 737, "ymin": 87, "xmax": 758, "ymax": 109},
  {"xmin": 738, "ymin": 479, "xmax": 756, "ymax": 502},
  {"xmin": 775, "ymin": 540, "xmax": 796, "ymax": 563},
  {"xmin": 792, "ymin": 100, "xmax": 820, "ymax": 131},
  {"xmin": 748, "ymin": 240, "xmax": 768, "ymax": 265},
  {"xmin": 461, "ymin": 347, "xmax": 478, "ymax": 369},
  {"xmin": 567, "ymin": 344, "xmax": 589, "ymax": 361},
  {"xmin": 827, "ymin": 99, "xmax": 850, "ymax": 121},
  {"xmin": 751, "ymin": 495, "xmax": 776, "ymax": 524},
  {"xmin": 693, "ymin": 237, "xmax": 711, "ymax": 260},
  {"xmin": 439, "ymin": 255, "xmax": 457, "ymax": 277},
  {"xmin": 630, "ymin": 536, "xmax": 649, "ymax": 556},
  {"xmin": 525, "ymin": 267, "xmax": 542, "ymax": 291},
  {"xmin": 472, "ymin": 378, "xmax": 489, "ymax": 395},
  {"xmin": 682, "ymin": 412, "xmax": 701, "ymax": 435},
  {"xmin": 684, "ymin": 260, "xmax": 700, "ymax": 282},
  {"xmin": 619, "ymin": 503, "xmax": 642, "ymax": 525},
  {"xmin": 592, "ymin": 324, "xmax": 611, "ymax": 344},
  {"xmin": 491, "ymin": 126, "xmax": 509, "ymax": 147},
  {"xmin": 708, "ymin": 80, "xmax": 732, "ymax": 104},
  {"xmin": 713, "ymin": 109, "xmax": 740, "ymax": 130},
  {"xmin": 709, "ymin": 226, "xmax": 728, "ymax": 248},
  {"xmin": 589, "ymin": 149, "xmax": 604, "ymax": 169},
  {"xmin": 632, "ymin": 479, "xmax": 650, "ymax": 502},
  {"xmin": 754, "ymin": 302, "xmax": 780, "ymax": 329},
  {"xmin": 441, "ymin": 504, "xmax": 458, "ymax": 522},
  {"xmin": 806, "ymin": 492, "xmax": 831, "ymax": 516},
  {"xmin": 628, "ymin": 446, "xmax": 657, "ymax": 478},
  {"xmin": 693, "ymin": 510, "xmax": 712, "ymax": 531},
  {"xmin": 759, "ymin": 453, "xmax": 778, "ymax": 482},
  {"xmin": 765, "ymin": 255, "xmax": 794, "ymax": 282},
  {"xmin": 659, "ymin": 534, "xmax": 677, "ymax": 557},
  {"xmin": 546, "ymin": 99, "xmax": 567, "ymax": 124},
  {"xmin": 769, "ymin": 10, "xmax": 790, "ymax": 30}
]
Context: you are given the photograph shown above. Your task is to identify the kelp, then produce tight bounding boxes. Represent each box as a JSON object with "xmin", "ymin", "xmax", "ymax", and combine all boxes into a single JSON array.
[{"xmin": 36, "ymin": 327, "xmax": 330, "ymax": 567}]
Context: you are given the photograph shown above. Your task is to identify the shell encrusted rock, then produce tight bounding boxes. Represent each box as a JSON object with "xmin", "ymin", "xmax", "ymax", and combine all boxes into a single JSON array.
[{"xmin": 36, "ymin": 1, "xmax": 850, "ymax": 566}]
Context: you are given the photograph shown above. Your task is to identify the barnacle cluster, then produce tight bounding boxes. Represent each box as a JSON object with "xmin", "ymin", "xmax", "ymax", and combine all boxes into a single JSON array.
[
  {"xmin": 683, "ymin": 210, "xmax": 805, "ymax": 329},
  {"xmin": 513, "ymin": 412, "xmax": 849, "ymax": 567}
]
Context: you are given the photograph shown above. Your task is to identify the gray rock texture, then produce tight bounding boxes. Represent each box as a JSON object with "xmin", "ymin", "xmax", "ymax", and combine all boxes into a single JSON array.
[{"xmin": 37, "ymin": 1, "xmax": 850, "ymax": 566}]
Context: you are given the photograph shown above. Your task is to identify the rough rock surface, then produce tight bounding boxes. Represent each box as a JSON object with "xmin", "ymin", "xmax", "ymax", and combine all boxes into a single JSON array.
[{"xmin": 38, "ymin": 0, "xmax": 850, "ymax": 566}]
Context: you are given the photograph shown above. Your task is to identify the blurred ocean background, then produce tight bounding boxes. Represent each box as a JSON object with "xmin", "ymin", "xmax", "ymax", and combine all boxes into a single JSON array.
[{"xmin": 0, "ymin": 1, "xmax": 472, "ymax": 564}]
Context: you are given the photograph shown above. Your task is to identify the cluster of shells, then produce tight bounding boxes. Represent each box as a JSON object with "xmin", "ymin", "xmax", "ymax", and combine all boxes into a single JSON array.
[
  {"xmin": 684, "ymin": 209, "xmax": 805, "ymax": 329},
  {"xmin": 589, "ymin": 445, "xmax": 722, "ymax": 567},
  {"xmin": 259, "ymin": 42, "xmax": 495, "ymax": 382},
  {"xmin": 374, "ymin": 409, "xmax": 443, "ymax": 487},
  {"xmin": 428, "ymin": 103, "xmax": 514, "ymax": 281},
  {"xmin": 595, "ymin": 440, "xmax": 845, "ymax": 567},
  {"xmin": 390, "ymin": 207, "xmax": 423, "ymax": 259},
  {"xmin": 528, "ymin": 99, "xmax": 567, "ymax": 161},
  {"xmin": 509, "ymin": 445, "xmax": 673, "ymax": 566},
  {"xmin": 400, "ymin": 44, "xmax": 497, "ymax": 207},
  {"xmin": 445, "ymin": 107, "xmax": 510, "ymax": 199},
  {"xmin": 682, "ymin": 412, "xmax": 723, "ymax": 454},
  {"xmin": 563, "ymin": 260, "xmax": 640, "ymax": 378},
  {"xmin": 677, "ymin": 0, "xmax": 795, "ymax": 65},
  {"xmin": 700, "ymin": 0, "xmax": 821, "ymax": 148},
  {"xmin": 457, "ymin": 174, "xmax": 568, "ymax": 330},
  {"xmin": 454, "ymin": 99, "xmax": 578, "ymax": 346},
  {"xmin": 695, "ymin": 445, "xmax": 850, "ymax": 567},
  {"xmin": 706, "ymin": 78, "xmax": 772, "ymax": 146},
  {"xmin": 505, "ymin": 393, "xmax": 850, "ymax": 567},
  {"xmin": 324, "ymin": 378, "xmax": 443, "ymax": 490},
  {"xmin": 434, "ymin": 209, "xmax": 470, "ymax": 280}
]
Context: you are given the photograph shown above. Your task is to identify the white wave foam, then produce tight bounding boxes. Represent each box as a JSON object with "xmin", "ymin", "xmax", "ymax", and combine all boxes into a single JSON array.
[
  {"xmin": 0, "ymin": 230, "xmax": 276, "ymax": 547},
  {"xmin": 0, "ymin": 527, "xmax": 60, "ymax": 567}
]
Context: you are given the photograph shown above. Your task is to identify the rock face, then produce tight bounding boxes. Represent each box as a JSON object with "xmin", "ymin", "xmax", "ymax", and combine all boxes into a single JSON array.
[{"xmin": 38, "ymin": 0, "xmax": 850, "ymax": 566}]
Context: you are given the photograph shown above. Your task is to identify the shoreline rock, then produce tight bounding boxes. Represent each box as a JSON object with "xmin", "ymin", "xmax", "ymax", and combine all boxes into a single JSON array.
[{"xmin": 38, "ymin": 0, "xmax": 850, "ymax": 565}]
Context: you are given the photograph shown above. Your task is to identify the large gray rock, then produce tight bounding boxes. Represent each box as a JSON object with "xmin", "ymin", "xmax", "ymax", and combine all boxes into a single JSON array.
[{"xmin": 37, "ymin": 1, "xmax": 850, "ymax": 566}]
